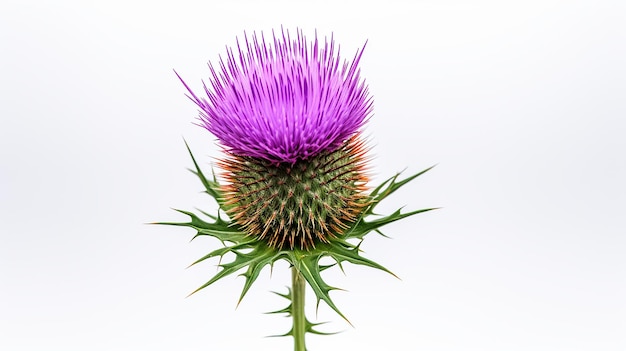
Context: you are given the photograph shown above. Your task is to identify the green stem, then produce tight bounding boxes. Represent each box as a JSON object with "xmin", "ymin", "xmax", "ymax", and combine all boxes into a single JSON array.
[{"xmin": 292, "ymin": 266, "xmax": 307, "ymax": 351}]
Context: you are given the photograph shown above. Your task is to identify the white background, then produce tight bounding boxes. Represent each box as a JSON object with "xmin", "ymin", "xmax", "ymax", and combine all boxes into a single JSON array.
[{"xmin": 1, "ymin": 1, "xmax": 625, "ymax": 350}]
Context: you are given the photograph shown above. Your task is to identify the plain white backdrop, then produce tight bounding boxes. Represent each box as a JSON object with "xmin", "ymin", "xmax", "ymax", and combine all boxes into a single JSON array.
[{"xmin": 1, "ymin": 1, "xmax": 624, "ymax": 350}]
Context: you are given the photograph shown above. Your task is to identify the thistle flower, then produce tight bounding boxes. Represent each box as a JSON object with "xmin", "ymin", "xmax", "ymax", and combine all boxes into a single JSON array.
[
  {"xmin": 177, "ymin": 29, "xmax": 371, "ymax": 165},
  {"xmin": 158, "ymin": 28, "xmax": 435, "ymax": 350}
]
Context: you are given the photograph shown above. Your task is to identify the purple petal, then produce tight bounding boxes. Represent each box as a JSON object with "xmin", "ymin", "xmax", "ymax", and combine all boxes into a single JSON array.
[{"xmin": 178, "ymin": 28, "xmax": 373, "ymax": 164}]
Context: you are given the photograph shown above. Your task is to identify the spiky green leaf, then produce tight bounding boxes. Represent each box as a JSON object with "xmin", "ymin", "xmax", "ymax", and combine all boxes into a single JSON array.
[
  {"xmin": 346, "ymin": 207, "xmax": 439, "ymax": 240},
  {"xmin": 287, "ymin": 251, "xmax": 350, "ymax": 325}
]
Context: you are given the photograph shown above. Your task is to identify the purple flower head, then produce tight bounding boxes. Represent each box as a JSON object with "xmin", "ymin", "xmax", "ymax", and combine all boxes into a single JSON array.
[{"xmin": 177, "ymin": 28, "xmax": 373, "ymax": 164}]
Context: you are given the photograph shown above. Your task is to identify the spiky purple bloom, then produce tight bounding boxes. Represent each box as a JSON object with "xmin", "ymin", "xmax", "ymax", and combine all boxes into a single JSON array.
[{"xmin": 177, "ymin": 29, "xmax": 372, "ymax": 164}]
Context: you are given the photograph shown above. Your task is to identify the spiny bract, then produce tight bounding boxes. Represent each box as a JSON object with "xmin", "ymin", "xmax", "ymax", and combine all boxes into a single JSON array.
[{"xmin": 220, "ymin": 137, "xmax": 369, "ymax": 250}]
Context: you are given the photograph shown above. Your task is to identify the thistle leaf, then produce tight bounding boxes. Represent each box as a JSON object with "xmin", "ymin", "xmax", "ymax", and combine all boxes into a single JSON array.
[
  {"xmin": 306, "ymin": 321, "xmax": 340, "ymax": 336},
  {"xmin": 237, "ymin": 247, "xmax": 285, "ymax": 305},
  {"xmin": 326, "ymin": 242, "xmax": 397, "ymax": 279},
  {"xmin": 265, "ymin": 287, "xmax": 339, "ymax": 337},
  {"xmin": 346, "ymin": 207, "xmax": 439, "ymax": 240},
  {"xmin": 184, "ymin": 140, "xmax": 225, "ymax": 207},
  {"xmin": 365, "ymin": 166, "xmax": 436, "ymax": 216},
  {"xmin": 288, "ymin": 251, "xmax": 351, "ymax": 325},
  {"xmin": 188, "ymin": 244, "xmax": 267, "ymax": 297},
  {"xmin": 376, "ymin": 166, "xmax": 436, "ymax": 202},
  {"xmin": 188, "ymin": 240, "xmax": 255, "ymax": 267},
  {"xmin": 154, "ymin": 208, "xmax": 245, "ymax": 243}
]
